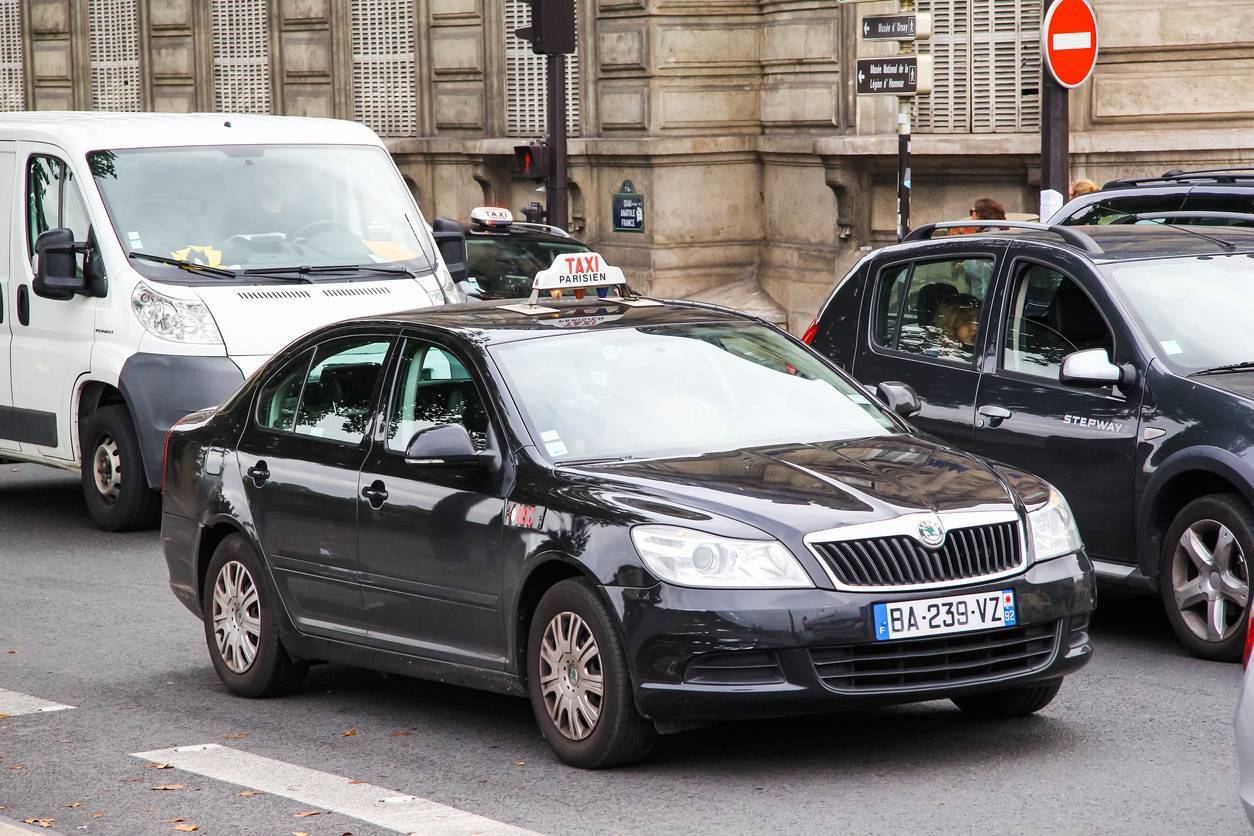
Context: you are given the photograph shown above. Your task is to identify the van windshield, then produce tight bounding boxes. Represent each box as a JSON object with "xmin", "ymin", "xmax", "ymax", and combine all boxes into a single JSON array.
[{"xmin": 88, "ymin": 144, "xmax": 436, "ymax": 279}]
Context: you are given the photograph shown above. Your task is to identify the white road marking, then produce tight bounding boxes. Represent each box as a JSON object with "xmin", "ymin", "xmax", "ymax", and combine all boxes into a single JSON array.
[
  {"xmin": 0, "ymin": 688, "xmax": 74, "ymax": 717},
  {"xmin": 131, "ymin": 744, "xmax": 538, "ymax": 835},
  {"xmin": 1052, "ymin": 31, "xmax": 1092, "ymax": 51}
]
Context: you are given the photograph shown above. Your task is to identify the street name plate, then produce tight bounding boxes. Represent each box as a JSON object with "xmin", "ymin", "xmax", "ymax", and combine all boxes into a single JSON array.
[
  {"xmin": 855, "ymin": 55, "xmax": 934, "ymax": 96},
  {"xmin": 861, "ymin": 13, "xmax": 932, "ymax": 41}
]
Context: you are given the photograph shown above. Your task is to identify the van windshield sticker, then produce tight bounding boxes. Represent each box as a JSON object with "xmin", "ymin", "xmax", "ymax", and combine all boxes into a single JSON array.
[{"xmin": 1161, "ymin": 340, "xmax": 1183, "ymax": 355}]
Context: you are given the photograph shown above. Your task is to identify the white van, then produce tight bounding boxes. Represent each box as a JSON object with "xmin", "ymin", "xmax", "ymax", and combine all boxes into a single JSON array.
[{"xmin": 0, "ymin": 112, "xmax": 459, "ymax": 531}]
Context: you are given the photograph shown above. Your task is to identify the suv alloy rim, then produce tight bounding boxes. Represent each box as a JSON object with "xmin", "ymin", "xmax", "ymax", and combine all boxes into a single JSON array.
[
  {"xmin": 539, "ymin": 611, "xmax": 604, "ymax": 741},
  {"xmin": 92, "ymin": 435, "xmax": 122, "ymax": 502},
  {"xmin": 212, "ymin": 560, "xmax": 262, "ymax": 673},
  {"xmin": 1172, "ymin": 519, "xmax": 1250, "ymax": 642}
]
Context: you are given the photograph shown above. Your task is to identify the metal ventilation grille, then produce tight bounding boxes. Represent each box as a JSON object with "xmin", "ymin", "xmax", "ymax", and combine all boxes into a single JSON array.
[
  {"xmin": 0, "ymin": 0, "xmax": 22, "ymax": 111},
  {"xmin": 504, "ymin": 0, "xmax": 581, "ymax": 138},
  {"xmin": 810, "ymin": 521, "xmax": 1023, "ymax": 589},
  {"xmin": 236, "ymin": 289, "xmax": 312, "ymax": 301},
  {"xmin": 212, "ymin": 0, "xmax": 272, "ymax": 114},
  {"xmin": 914, "ymin": 0, "xmax": 1040, "ymax": 133},
  {"xmin": 351, "ymin": 0, "xmax": 416, "ymax": 136},
  {"xmin": 88, "ymin": 0, "xmax": 141, "ymax": 111},
  {"xmin": 321, "ymin": 286, "xmax": 392, "ymax": 297}
]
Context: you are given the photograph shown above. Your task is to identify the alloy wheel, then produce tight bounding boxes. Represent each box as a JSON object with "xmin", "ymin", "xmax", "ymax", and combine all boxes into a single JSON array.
[
  {"xmin": 211, "ymin": 560, "xmax": 262, "ymax": 674},
  {"xmin": 1171, "ymin": 518, "xmax": 1250, "ymax": 643},
  {"xmin": 92, "ymin": 435, "xmax": 122, "ymax": 503},
  {"xmin": 538, "ymin": 611, "xmax": 604, "ymax": 741}
]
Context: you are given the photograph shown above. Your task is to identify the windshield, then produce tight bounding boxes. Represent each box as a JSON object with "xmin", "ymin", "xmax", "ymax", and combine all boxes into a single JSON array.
[
  {"xmin": 491, "ymin": 322, "xmax": 897, "ymax": 463},
  {"xmin": 466, "ymin": 236, "xmax": 588, "ymax": 299},
  {"xmin": 1060, "ymin": 194, "xmax": 1254, "ymax": 226},
  {"xmin": 88, "ymin": 144, "xmax": 436, "ymax": 278},
  {"xmin": 1103, "ymin": 254, "xmax": 1254, "ymax": 372}
]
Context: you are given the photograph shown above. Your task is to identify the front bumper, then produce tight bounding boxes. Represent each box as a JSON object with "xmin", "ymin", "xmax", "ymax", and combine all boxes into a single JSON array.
[{"xmin": 609, "ymin": 552, "xmax": 1095, "ymax": 723}]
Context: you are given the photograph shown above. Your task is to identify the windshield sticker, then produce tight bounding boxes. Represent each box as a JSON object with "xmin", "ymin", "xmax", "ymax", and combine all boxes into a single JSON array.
[
  {"xmin": 1161, "ymin": 340, "xmax": 1183, "ymax": 355},
  {"xmin": 540, "ymin": 430, "xmax": 568, "ymax": 457},
  {"xmin": 127, "ymin": 231, "xmax": 142, "ymax": 249}
]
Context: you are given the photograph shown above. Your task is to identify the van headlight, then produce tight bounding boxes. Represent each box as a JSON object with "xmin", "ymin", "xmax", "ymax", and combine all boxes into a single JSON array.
[
  {"xmin": 630, "ymin": 525, "xmax": 813, "ymax": 589},
  {"xmin": 131, "ymin": 282, "xmax": 223, "ymax": 344},
  {"xmin": 1027, "ymin": 487, "xmax": 1083, "ymax": 562}
]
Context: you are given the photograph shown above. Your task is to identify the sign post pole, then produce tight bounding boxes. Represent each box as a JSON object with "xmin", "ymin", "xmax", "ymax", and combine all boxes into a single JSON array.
[
  {"xmin": 896, "ymin": 0, "xmax": 914, "ymax": 243},
  {"xmin": 1039, "ymin": 0, "xmax": 1099, "ymax": 221}
]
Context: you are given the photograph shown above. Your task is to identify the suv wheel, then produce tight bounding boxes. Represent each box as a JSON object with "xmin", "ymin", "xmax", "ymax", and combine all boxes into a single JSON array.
[
  {"xmin": 1161, "ymin": 494, "xmax": 1253, "ymax": 662},
  {"xmin": 79, "ymin": 405, "xmax": 160, "ymax": 531},
  {"xmin": 952, "ymin": 680, "xmax": 1062, "ymax": 717},
  {"xmin": 526, "ymin": 579, "xmax": 657, "ymax": 768}
]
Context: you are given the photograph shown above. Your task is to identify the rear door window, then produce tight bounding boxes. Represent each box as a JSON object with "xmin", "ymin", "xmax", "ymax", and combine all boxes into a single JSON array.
[
  {"xmin": 292, "ymin": 338, "xmax": 393, "ymax": 444},
  {"xmin": 872, "ymin": 256, "xmax": 996, "ymax": 365}
]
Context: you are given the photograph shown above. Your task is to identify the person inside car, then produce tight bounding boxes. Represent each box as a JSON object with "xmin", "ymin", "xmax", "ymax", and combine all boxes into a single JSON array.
[{"xmin": 935, "ymin": 294, "xmax": 981, "ymax": 358}]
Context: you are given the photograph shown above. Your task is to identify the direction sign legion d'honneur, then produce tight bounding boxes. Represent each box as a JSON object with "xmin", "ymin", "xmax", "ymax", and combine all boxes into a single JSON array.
[{"xmin": 1042, "ymin": 0, "xmax": 1099, "ymax": 88}]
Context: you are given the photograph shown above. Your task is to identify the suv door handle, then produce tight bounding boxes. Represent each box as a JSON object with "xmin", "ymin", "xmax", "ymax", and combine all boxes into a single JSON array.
[
  {"xmin": 361, "ymin": 480, "xmax": 389, "ymax": 509},
  {"xmin": 246, "ymin": 461, "xmax": 270, "ymax": 487},
  {"xmin": 977, "ymin": 405, "xmax": 1013, "ymax": 428}
]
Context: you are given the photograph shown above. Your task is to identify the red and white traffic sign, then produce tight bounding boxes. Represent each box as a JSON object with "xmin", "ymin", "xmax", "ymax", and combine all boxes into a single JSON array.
[{"xmin": 1042, "ymin": 0, "xmax": 1099, "ymax": 88}]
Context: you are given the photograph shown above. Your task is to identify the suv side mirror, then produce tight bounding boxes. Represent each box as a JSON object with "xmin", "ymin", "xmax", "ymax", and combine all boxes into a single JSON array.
[
  {"xmin": 33, "ymin": 228, "xmax": 88, "ymax": 300},
  {"xmin": 405, "ymin": 424, "xmax": 484, "ymax": 466},
  {"xmin": 1060, "ymin": 348, "xmax": 1129, "ymax": 388},
  {"xmin": 432, "ymin": 218, "xmax": 468, "ymax": 285},
  {"xmin": 876, "ymin": 381, "xmax": 922, "ymax": 419}
]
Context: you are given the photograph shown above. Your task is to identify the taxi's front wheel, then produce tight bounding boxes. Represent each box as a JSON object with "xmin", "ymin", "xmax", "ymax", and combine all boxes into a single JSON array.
[
  {"xmin": 526, "ymin": 579, "xmax": 657, "ymax": 768},
  {"xmin": 202, "ymin": 534, "xmax": 307, "ymax": 698}
]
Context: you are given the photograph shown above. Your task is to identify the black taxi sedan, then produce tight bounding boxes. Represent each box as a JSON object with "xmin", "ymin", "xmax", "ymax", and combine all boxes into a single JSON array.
[{"xmin": 160, "ymin": 260, "xmax": 1094, "ymax": 768}]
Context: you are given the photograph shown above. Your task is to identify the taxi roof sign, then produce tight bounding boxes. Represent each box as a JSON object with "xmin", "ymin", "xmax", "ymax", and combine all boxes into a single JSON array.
[
  {"xmin": 499, "ymin": 251, "xmax": 661, "ymax": 315},
  {"xmin": 471, "ymin": 206, "xmax": 513, "ymax": 227}
]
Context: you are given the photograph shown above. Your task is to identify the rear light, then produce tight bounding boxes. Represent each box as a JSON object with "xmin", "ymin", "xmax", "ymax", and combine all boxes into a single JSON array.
[
  {"xmin": 801, "ymin": 317, "xmax": 819, "ymax": 345},
  {"xmin": 1244, "ymin": 606, "xmax": 1254, "ymax": 668}
]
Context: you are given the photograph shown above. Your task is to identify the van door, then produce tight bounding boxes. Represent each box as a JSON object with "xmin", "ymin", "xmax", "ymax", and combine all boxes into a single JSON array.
[
  {"xmin": 0, "ymin": 142, "xmax": 16, "ymax": 453},
  {"xmin": 7, "ymin": 144, "xmax": 97, "ymax": 461}
]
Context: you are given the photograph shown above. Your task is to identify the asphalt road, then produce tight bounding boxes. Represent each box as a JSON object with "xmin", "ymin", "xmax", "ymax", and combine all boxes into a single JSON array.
[{"xmin": 0, "ymin": 463, "xmax": 1248, "ymax": 835}]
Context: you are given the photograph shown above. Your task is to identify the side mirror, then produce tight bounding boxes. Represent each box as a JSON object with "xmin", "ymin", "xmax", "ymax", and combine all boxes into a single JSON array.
[
  {"xmin": 1060, "ymin": 348, "xmax": 1130, "ymax": 388},
  {"xmin": 432, "ymin": 218, "xmax": 468, "ymax": 285},
  {"xmin": 405, "ymin": 424, "xmax": 484, "ymax": 466},
  {"xmin": 33, "ymin": 228, "xmax": 88, "ymax": 300},
  {"xmin": 876, "ymin": 381, "xmax": 922, "ymax": 419}
]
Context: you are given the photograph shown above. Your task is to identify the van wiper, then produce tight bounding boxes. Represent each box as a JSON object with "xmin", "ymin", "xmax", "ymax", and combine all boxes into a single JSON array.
[
  {"xmin": 1192, "ymin": 361, "xmax": 1254, "ymax": 376},
  {"xmin": 241, "ymin": 263, "xmax": 413, "ymax": 276},
  {"xmin": 129, "ymin": 251, "xmax": 238, "ymax": 279}
]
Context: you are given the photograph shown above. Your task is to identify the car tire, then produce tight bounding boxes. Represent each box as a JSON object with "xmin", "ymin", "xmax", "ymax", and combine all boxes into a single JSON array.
[
  {"xmin": 1161, "ymin": 494, "xmax": 1253, "ymax": 662},
  {"xmin": 79, "ymin": 404, "xmax": 160, "ymax": 532},
  {"xmin": 202, "ymin": 533, "xmax": 307, "ymax": 698},
  {"xmin": 951, "ymin": 680, "xmax": 1062, "ymax": 718},
  {"xmin": 526, "ymin": 578, "xmax": 657, "ymax": 768}
]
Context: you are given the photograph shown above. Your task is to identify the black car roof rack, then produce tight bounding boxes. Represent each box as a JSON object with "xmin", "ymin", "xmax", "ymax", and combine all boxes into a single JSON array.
[
  {"xmin": 1109, "ymin": 210, "xmax": 1254, "ymax": 226},
  {"xmin": 1103, "ymin": 168, "xmax": 1254, "ymax": 189},
  {"xmin": 904, "ymin": 220, "xmax": 1104, "ymax": 254}
]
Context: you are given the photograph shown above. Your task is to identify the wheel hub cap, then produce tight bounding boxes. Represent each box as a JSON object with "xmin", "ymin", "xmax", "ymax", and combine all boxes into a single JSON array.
[
  {"xmin": 92, "ymin": 436, "xmax": 122, "ymax": 502},
  {"xmin": 538, "ymin": 611, "xmax": 604, "ymax": 741},
  {"xmin": 1172, "ymin": 519, "xmax": 1250, "ymax": 644},
  {"xmin": 211, "ymin": 561, "xmax": 262, "ymax": 674}
]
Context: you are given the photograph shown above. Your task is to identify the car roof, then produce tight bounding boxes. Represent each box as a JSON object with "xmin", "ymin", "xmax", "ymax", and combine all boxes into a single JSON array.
[
  {"xmin": 0, "ymin": 112, "xmax": 383, "ymax": 156},
  {"xmin": 352, "ymin": 298, "xmax": 754, "ymax": 346},
  {"xmin": 464, "ymin": 224, "xmax": 585, "ymax": 246}
]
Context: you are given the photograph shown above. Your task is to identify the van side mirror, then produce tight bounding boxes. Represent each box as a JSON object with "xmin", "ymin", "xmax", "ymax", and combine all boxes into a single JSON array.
[
  {"xmin": 432, "ymin": 218, "xmax": 468, "ymax": 285},
  {"xmin": 405, "ymin": 424, "xmax": 484, "ymax": 466},
  {"xmin": 876, "ymin": 381, "xmax": 922, "ymax": 419},
  {"xmin": 33, "ymin": 228, "xmax": 88, "ymax": 300},
  {"xmin": 1060, "ymin": 348, "xmax": 1130, "ymax": 388}
]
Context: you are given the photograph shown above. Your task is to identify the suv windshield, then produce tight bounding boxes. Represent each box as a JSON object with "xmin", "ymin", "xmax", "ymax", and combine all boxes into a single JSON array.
[
  {"xmin": 88, "ymin": 144, "xmax": 435, "ymax": 278},
  {"xmin": 466, "ymin": 236, "xmax": 588, "ymax": 299},
  {"xmin": 1103, "ymin": 255, "xmax": 1254, "ymax": 373},
  {"xmin": 491, "ymin": 322, "xmax": 896, "ymax": 462}
]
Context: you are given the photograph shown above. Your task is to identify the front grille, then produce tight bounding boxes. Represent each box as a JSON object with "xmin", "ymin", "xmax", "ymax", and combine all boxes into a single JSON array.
[
  {"xmin": 810, "ymin": 621, "xmax": 1060, "ymax": 693},
  {"xmin": 811, "ymin": 521, "xmax": 1022, "ymax": 589},
  {"xmin": 684, "ymin": 650, "xmax": 785, "ymax": 686}
]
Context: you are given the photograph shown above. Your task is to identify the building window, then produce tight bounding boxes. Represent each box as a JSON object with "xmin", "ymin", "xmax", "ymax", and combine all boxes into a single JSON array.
[
  {"xmin": 0, "ymin": 0, "xmax": 22, "ymax": 111},
  {"xmin": 914, "ymin": 0, "xmax": 1041, "ymax": 133},
  {"xmin": 88, "ymin": 0, "xmax": 141, "ymax": 111},
  {"xmin": 212, "ymin": 0, "xmax": 272, "ymax": 114},
  {"xmin": 504, "ymin": 0, "xmax": 581, "ymax": 138},
  {"xmin": 351, "ymin": 0, "xmax": 417, "ymax": 137}
]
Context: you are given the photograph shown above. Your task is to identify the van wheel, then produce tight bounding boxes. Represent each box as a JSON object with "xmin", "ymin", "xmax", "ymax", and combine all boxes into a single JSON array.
[
  {"xmin": 79, "ymin": 405, "xmax": 160, "ymax": 531},
  {"xmin": 1161, "ymin": 494, "xmax": 1253, "ymax": 662}
]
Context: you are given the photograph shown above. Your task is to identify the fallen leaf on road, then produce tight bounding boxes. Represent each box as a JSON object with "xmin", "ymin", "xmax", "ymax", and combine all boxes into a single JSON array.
[
  {"xmin": 8, "ymin": 763, "xmax": 24, "ymax": 770},
  {"xmin": 89, "ymin": 812, "xmax": 105, "ymax": 818},
  {"xmin": 239, "ymin": 789, "xmax": 263, "ymax": 797},
  {"xmin": 161, "ymin": 819, "xmax": 187, "ymax": 824},
  {"xmin": 390, "ymin": 729, "xmax": 413, "ymax": 737},
  {"xmin": 347, "ymin": 779, "xmax": 366, "ymax": 785},
  {"xmin": 152, "ymin": 784, "xmax": 186, "ymax": 791},
  {"xmin": 223, "ymin": 732, "xmax": 249, "ymax": 740},
  {"xmin": 294, "ymin": 810, "xmax": 324, "ymax": 818},
  {"xmin": 174, "ymin": 825, "xmax": 199, "ymax": 833},
  {"xmin": 514, "ymin": 760, "xmax": 526, "ymax": 766},
  {"xmin": 340, "ymin": 727, "xmax": 357, "ymax": 737},
  {"xmin": 146, "ymin": 762, "xmax": 173, "ymax": 769},
  {"xmin": 22, "ymin": 819, "xmax": 54, "ymax": 829},
  {"xmin": 5, "ymin": 649, "xmax": 15, "ymax": 654},
  {"xmin": 293, "ymin": 832, "xmax": 310, "ymax": 836},
  {"xmin": 65, "ymin": 802, "xmax": 82, "ymax": 808},
  {"xmin": 0, "ymin": 713, "xmax": 9, "ymax": 718}
]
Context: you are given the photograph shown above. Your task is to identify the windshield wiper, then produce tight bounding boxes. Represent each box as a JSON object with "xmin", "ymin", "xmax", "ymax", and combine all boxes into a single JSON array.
[
  {"xmin": 238, "ymin": 263, "xmax": 421, "ymax": 284},
  {"xmin": 129, "ymin": 251, "xmax": 237, "ymax": 279},
  {"xmin": 1192, "ymin": 361, "xmax": 1254, "ymax": 376}
]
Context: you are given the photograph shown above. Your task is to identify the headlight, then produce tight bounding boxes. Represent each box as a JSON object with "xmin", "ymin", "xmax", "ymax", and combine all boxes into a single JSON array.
[
  {"xmin": 630, "ymin": 525, "xmax": 813, "ymax": 589},
  {"xmin": 131, "ymin": 282, "xmax": 223, "ymax": 344},
  {"xmin": 1027, "ymin": 487, "xmax": 1083, "ymax": 562}
]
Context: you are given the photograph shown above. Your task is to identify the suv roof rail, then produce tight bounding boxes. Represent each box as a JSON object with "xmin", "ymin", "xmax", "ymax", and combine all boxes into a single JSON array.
[
  {"xmin": 904, "ymin": 220, "xmax": 1104, "ymax": 254},
  {"xmin": 1103, "ymin": 168, "xmax": 1254, "ymax": 188},
  {"xmin": 1110, "ymin": 210, "xmax": 1254, "ymax": 226}
]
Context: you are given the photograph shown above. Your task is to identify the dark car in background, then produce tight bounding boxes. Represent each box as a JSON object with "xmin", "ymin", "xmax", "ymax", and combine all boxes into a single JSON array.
[
  {"xmin": 458, "ymin": 206, "xmax": 590, "ymax": 300},
  {"xmin": 1051, "ymin": 168, "xmax": 1254, "ymax": 226}
]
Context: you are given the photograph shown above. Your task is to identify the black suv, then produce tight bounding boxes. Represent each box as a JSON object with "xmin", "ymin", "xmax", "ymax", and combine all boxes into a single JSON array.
[
  {"xmin": 806, "ymin": 218, "xmax": 1254, "ymax": 660},
  {"xmin": 1052, "ymin": 168, "xmax": 1254, "ymax": 227}
]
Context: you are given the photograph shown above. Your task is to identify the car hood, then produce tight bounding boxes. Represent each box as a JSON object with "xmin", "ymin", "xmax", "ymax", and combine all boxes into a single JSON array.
[{"xmin": 571, "ymin": 435, "xmax": 1020, "ymax": 542}]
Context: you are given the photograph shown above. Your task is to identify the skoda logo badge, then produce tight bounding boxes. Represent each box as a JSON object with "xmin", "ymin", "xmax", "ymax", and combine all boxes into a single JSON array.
[{"xmin": 917, "ymin": 518, "xmax": 945, "ymax": 548}]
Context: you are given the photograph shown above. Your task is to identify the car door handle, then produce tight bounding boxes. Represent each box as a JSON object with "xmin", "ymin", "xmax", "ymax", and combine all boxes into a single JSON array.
[
  {"xmin": 246, "ymin": 461, "xmax": 270, "ymax": 487},
  {"xmin": 977, "ymin": 405, "xmax": 1013, "ymax": 428},
  {"xmin": 361, "ymin": 480, "xmax": 389, "ymax": 509}
]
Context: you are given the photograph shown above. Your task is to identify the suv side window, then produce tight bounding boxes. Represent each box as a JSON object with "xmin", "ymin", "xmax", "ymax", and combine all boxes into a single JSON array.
[
  {"xmin": 386, "ymin": 339, "xmax": 489, "ymax": 453},
  {"xmin": 1002, "ymin": 263, "xmax": 1113, "ymax": 381},
  {"xmin": 256, "ymin": 349, "xmax": 314, "ymax": 432},
  {"xmin": 27, "ymin": 155, "xmax": 90, "ymax": 258},
  {"xmin": 873, "ymin": 256, "xmax": 995, "ymax": 364}
]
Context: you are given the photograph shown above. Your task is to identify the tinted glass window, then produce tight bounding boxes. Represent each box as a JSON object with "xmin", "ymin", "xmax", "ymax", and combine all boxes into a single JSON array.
[
  {"xmin": 291, "ymin": 338, "xmax": 391, "ymax": 443},
  {"xmin": 465, "ymin": 237, "xmax": 588, "ymax": 299},
  {"xmin": 256, "ymin": 349, "xmax": 313, "ymax": 432},
  {"xmin": 874, "ymin": 257, "xmax": 994, "ymax": 364},
  {"xmin": 1060, "ymin": 194, "xmax": 1254, "ymax": 226},
  {"xmin": 386, "ymin": 340, "xmax": 488, "ymax": 453},
  {"xmin": 1003, "ymin": 264, "xmax": 1112, "ymax": 380}
]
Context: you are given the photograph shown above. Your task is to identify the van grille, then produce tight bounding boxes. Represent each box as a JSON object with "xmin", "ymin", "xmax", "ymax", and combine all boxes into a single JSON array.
[{"xmin": 810, "ymin": 521, "xmax": 1022, "ymax": 589}]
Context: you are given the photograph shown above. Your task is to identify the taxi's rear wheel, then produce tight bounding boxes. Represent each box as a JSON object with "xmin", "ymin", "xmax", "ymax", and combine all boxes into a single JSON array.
[
  {"xmin": 526, "ymin": 579, "xmax": 657, "ymax": 768},
  {"xmin": 79, "ymin": 405, "xmax": 160, "ymax": 531},
  {"xmin": 202, "ymin": 534, "xmax": 307, "ymax": 698},
  {"xmin": 951, "ymin": 680, "xmax": 1062, "ymax": 718}
]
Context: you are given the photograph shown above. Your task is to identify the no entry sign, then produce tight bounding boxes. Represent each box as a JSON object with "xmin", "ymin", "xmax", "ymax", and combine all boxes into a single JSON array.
[{"xmin": 1042, "ymin": 0, "xmax": 1099, "ymax": 88}]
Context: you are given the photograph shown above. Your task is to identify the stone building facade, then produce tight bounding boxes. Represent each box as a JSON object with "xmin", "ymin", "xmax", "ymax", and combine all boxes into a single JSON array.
[{"xmin": 3, "ymin": 0, "xmax": 1251, "ymax": 331}]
